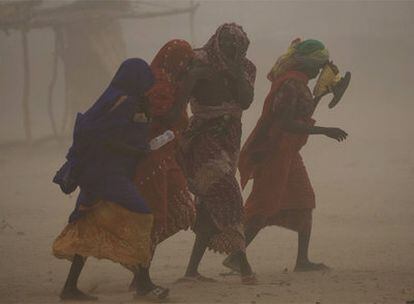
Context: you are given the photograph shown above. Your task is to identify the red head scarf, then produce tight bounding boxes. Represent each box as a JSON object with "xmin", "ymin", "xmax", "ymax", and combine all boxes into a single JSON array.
[{"xmin": 146, "ymin": 39, "xmax": 195, "ymax": 117}]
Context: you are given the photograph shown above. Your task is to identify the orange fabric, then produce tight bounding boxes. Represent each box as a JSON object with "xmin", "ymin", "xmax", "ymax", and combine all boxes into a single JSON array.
[
  {"xmin": 135, "ymin": 40, "xmax": 195, "ymax": 243},
  {"xmin": 239, "ymin": 71, "xmax": 316, "ymax": 229},
  {"xmin": 53, "ymin": 201, "xmax": 153, "ymax": 267},
  {"xmin": 239, "ymin": 71, "xmax": 309, "ymax": 189}
]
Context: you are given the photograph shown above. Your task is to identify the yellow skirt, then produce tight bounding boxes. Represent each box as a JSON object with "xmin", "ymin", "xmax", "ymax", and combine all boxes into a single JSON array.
[{"xmin": 53, "ymin": 201, "xmax": 153, "ymax": 267}]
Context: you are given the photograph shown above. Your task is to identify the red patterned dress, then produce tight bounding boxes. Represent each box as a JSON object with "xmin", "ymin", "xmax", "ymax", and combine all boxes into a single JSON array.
[
  {"xmin": 239, "ymin": 71, "xmax": 316, "ymax": 233},
  {"xmin": 134, "ymin": 40, "xmax": 196, "ymax": 254}
]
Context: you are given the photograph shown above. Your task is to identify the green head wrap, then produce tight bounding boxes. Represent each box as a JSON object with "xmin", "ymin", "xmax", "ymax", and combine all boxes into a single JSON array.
[
  {"xmin": 268, "ymin": 38, "xmax": 329, "ymax": 81},
  {"xmin": 294, "ymin": 39, "xmax": 329, "ymax": 70}
]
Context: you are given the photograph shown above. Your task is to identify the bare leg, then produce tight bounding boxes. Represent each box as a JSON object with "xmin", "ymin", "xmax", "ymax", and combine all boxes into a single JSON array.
[
  {"xmin": 60, "ymin": 254, "xmax": 98, "ymax": 301},
  {"xmin": 179, "ymin": 196, "xmax": 217, "ymax": 282},
  {"xmin": 235, "ymin": 250, "xmax": 257, "ymax": 284},
  {"xmin": 174, "ymin": 232, "xmax": 216, "ymax": 283},
  {"xmin": 184, "ymin": 233, "xmax": 209, "ymax": 277},
  {"xmin": 244, "ymin": 222, "xmax": 262, "ymax": 247},
  {"xmin": 294, "ymin": 225, "xmax": 330, "ymax": 271},
  {"xmin": 131, "ymin": 266, "xmax": 169, "ymax": 299},
  {"xmin": 220, "ymin": 221, "xmax": 257, "ymax": 284},
  {"xmin": 296, "ymin": 228, "xmax": 311, "ymax": 265},
  {"xmin": 221, "ymin": 245, "xmax": 256, "ymax": 284},
  {"xmin": 127, "ymin": 264, "xmax": 169, "ymax": 299},
  {"xmin": 128, "ymin": 273, "xmax": 137, "ymax": 292},
  {"xmin": 128, "ymin": 242, "xmax": 156, "ymax": 291},
  {"xmin": 223, "ymin": 223, "xmax": 261, "ymax": 273},
  {"xmin": 134, "ymin": 266, "xmax": 155, "ymax": 294}
]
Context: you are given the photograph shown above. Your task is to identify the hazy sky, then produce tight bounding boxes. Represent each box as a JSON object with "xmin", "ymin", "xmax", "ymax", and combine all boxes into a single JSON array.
[{"xmin": 0, "ymin": 0, "xmax": 413, "ymax": 146}]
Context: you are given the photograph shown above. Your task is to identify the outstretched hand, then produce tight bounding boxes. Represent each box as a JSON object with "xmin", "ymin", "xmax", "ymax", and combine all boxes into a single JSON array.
[{"xmin": 323, "ymin": 127, "xmax": 348, "ymax": 142}]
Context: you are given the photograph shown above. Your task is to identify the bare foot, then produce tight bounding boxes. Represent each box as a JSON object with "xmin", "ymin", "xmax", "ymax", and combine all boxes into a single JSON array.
[
  {"xmin": 128, "ymin": 276, "xmax": 136, "ymax": 292},
  {"xmin": 219, "ymin": 270, "xmax": 239, "ymax": 277},
  {"xmin": 294, "ymin": 262, "xmax": 330, "ymax": 272},
  {"xmin": 60, "ymin": 288, "xmax": 98, "ymax": 301},
  {"xmin": 134, "ymin": 285, "xmax": 169, "ymax": 300},
  {"xmin": 241, "ymin": 274, "xmax": 258, "ymax": 285},
  {"xmin": 175, "ymin": 273, "xmax": 217, "ymax": 283},
  {"xmin": 222, "ymin": 255, "xmax": 241, "ymax": 273}
]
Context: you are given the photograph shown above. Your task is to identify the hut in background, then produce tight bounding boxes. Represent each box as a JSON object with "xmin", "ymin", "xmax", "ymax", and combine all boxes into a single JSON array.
[{"xmin": 0, "ymin": 0, "xmax": 198, "ymax": 145}]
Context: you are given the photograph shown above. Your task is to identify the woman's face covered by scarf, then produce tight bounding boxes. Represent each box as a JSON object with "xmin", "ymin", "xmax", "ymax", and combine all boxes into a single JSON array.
[
  {"xmin": 150, "ymin": 39, "xmax": 195, "ymax": 83},
  {"xmin": 194, "ymin": 23, "xmax": 256, "ymax": 87},
  {"xmin": 82, "ymin": 58, "xmax": 154, "ymax": 122},
  {"xmin": 146, "ymin": 40, "xmax": 195, "ymax": 117},
  {"xmin": 111, "ymin": 58, "xmax": 155, "ymax": 98},
  {"xmin": 268, "ymin": 39, "xmax": 329, "ymax": 81},
  {"xmin": 201, "ymin": 23, "xmax": 250, "ymax": 71},
  {"xmin": 219, "ymin": 28, "xmax": 239, "ymax": 60},
  {"xmin": 295, "ymin": 39, "xmax": 329, "ymax": 79}
]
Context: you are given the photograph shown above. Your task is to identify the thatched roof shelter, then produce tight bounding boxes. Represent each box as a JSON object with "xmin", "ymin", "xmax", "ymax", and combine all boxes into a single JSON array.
[{"xmin": 0, "ymin": 0, "xmax": 199, "ymax": 146}]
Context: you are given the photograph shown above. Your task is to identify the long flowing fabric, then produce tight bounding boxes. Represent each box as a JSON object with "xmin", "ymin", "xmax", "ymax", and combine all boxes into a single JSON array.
[
  {"xmin": 239, "ymin": 70, "xmax": 316, "ymax": 232},
  {"xmin": 135, "ymin": 40, "xmax": 196, "ymax": 251},
  {"xmin": 179, "ymin": 24, "xmax": 256, "ymax": 254},
  {"xmin": 53, "ymin": 58, "xmax": 155, "ymax": 267}
]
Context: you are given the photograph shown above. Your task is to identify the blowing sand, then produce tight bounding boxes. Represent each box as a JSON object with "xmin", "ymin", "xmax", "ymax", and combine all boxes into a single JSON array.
[
  {"xmin": 0, "ymin": 134, "xmax": 413, "ymax": 304},
  {"xmin": 1, "ymin": 2, "xmax": 413, "ymax": 302}
]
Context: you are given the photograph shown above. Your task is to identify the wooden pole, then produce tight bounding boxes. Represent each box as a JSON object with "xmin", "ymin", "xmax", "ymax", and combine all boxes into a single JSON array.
[
  {"xmin": 59, "ymin": 30, "xmax": 69, "ymax": 136},
  {"xmin": 189, "ymin": 1, "xmax": 196, "ymax": 47},
  {"xmin": 47, "ymin": 27, "xmax": 60, "ymax": 140},
  {"xmin": 21, "ymin": 29, "xmax": 32, "ymax": 145},
  {"xmin": 0, "ymin": 3, "xmax": 201, "ymax": 30}
]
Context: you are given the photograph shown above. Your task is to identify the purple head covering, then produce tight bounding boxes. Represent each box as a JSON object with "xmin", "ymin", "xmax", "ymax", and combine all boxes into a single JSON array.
[
  {"xmin": 82, "ymin": 58, "xmax": 154, "ymax": 123},
  {"xmin": 53, "ymin": 58, "xmax": 155, "ymax": 221}
]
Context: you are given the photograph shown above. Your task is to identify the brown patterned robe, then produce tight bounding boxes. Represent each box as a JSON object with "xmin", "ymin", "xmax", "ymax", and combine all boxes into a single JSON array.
[{"xmin": 178, "ymin": 23, "xmax": 256, "ymax": 254}]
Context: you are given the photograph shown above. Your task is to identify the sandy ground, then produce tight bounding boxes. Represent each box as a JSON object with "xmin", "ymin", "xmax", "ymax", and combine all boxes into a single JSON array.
[
  {"xmin": 0, "ymin": 137, "xmax": 413, "ymax": 304},
  {"xmin": 1, "ymin": 0, "xmax": 413, "ymax": 302}
]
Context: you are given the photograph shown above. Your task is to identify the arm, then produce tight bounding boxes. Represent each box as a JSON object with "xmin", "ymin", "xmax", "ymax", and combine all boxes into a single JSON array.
[
  {"xmin": 106, "ymin": 96, "xmax": 150, "ymax": 156},
  {"xmin": 225, "ymin": 60, "xmax": 255, "ymax": 110},
  {"xmin": 160, "ymin": 66, "xmax": 211, "ymax": 125},
  {"xmin": 280, "ymin": 103, "xmax": 348, "ymax": 141},
  {"xmin": 278, "ymin": 83, "xmax": 348, "ymax": 142},
  {"xmin": 231, "ymin": 72, "xmax": 254, "ymax": 110}
]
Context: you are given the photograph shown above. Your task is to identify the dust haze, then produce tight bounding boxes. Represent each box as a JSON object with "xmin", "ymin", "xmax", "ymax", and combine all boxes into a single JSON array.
[{"xmin": 0, "ymin": 1, "xmax": 413, "ymax": 303}]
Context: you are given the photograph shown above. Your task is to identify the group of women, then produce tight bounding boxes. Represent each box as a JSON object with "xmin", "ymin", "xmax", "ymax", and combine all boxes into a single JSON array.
[{"xmin": 52, "ymin": 22, "xmax": 348, "ymax": 301}]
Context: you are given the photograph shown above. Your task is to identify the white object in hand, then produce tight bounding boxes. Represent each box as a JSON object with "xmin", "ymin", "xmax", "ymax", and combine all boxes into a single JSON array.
[{"xmin": 149, "ymin": 130, "xmax": 175, "ymax": 150}]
